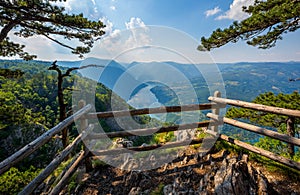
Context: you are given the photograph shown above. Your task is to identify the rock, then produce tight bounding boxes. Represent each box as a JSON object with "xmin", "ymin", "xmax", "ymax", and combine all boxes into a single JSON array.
[
  {"xmin": 162, "ymin": 163, "xmax": 169, "ymax": 172},
  {"xmin": 163, "ymin": 184, "xmax": 173, "ymax": 195},
  {"xmin": 128, "ymin": 187, "xmax": 142, "ymax": 195},
  {"xmin": 125, "ymin": 171, "xmax": 139, "ymax": 187},
  {"xmin": 181, "ymin": 156, "xmax": 189, "ymax": 165},
  {"xmin": 242, "ymin": 154, "xmax": 249, "ymax": 163},
  {"xmin": 257, "ymin": 172, "xmax": 268, "ymax": 195},
  {"xmin": 188, "ymin": 189, "xmax": 195, "ymax": 195},
  {"xmin": 209, "ymin": 155, "xmax": 269, "ymax": 195},
  {"xmin": 205, "ymin": 154, "xmax": 212, "ymax": 162},
  {"xmin": 139, "ymin": 179, "xmax": 152, "ymax": 190}
]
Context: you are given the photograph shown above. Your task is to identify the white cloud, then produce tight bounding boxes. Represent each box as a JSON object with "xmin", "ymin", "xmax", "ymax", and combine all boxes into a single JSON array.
[
  {"xmin": 124, "ymin": 17, "xmax": 151, "ymax": 48},
  {"xmin": 125, "ymin": 17, "xmax": 147, "ymax": 30},
  {"xmin": 100, "ymin": 17, "xmax": 122, "ymax": 43},
  {"xmin": 91, "ymin": 0, "xmax": 96, "ymax": 5},
  {"xmin": 205, "ymin": 7, "xmax": 221, "ymax": 17},
  {"xmin": 89, "ymin": 17, "xmax": 152, "ymax": 62},
  {"xmin": 110, "ymin": 6, "xmax": 116, "ymax": 11},
  {"xmin": 101, "ymin": 17, "xmax": 114, "ymax": 34},
  {"xmin": 216, "ymin": 0, "xmax": 254, "ymax": 20},
  {"xmin": 53, "ymin": 0, "xmax": 99, "ymax": 19},
  {"xmin": 6, "ymin": 30, "xmax": 81, "ymax": 61}
]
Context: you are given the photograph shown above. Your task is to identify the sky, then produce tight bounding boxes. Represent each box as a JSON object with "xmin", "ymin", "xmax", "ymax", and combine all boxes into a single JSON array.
[{"xmin": 7, "ymin": 0, "xmax": 300, "ymax": 63}]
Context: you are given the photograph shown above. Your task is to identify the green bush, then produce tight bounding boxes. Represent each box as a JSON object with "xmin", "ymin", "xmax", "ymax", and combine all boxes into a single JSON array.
[{"xmin": 0, "ymin": 166, "xmax": 41, "ymax": 195}]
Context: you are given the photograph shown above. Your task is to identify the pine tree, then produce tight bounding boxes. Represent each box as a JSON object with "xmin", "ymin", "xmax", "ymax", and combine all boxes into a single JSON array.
[
  {"xmin": 0, "ymin": 0, "xmax": 105, "ymax": 60},
  {"xmin": 226, "ymin": 92, "xmax": 300, "ymax": 158},
  {"xmin": 199, "ymin": 0, "xmax": 300, "ymax": 51}
]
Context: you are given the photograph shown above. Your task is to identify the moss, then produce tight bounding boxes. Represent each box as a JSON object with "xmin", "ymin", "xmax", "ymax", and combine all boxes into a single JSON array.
[{"xmin": 150, "ymin": 183, "xmax": 164, "ymax": 195}]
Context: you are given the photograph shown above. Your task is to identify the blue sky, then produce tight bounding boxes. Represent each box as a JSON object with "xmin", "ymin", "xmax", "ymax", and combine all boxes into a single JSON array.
[{"xmin": 8, "ymin": 0, "xmax": 300, "ymax": 63}]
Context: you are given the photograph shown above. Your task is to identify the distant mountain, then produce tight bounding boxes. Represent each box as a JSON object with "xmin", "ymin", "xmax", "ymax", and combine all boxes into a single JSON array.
[
  {"xmin": 136, "ymin": 61, "xmax": 300, "ymax": 104},
  {"xmin": 219, "ymin": 61, "xmax": 300, "ymax": 101},
  {"xmin": 20, "ymin": 59, "xmax": 299, "ymax": 106},
  {"xmin": 58, "ymin": 59, "xmax": 150, "ymax": 102},
  {"xmin": 57, "ymin": 60, "xmax": 82, "ymax": 68}
]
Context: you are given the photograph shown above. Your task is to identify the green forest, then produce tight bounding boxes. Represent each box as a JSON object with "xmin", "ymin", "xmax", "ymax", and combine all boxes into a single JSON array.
[{"xmin": 0, "ymin": 60, "xmax": 119, "ymax": 193}]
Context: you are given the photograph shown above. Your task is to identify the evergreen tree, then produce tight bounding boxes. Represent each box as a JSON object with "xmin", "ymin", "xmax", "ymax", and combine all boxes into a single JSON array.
[
  {"xmin": 0, "ymin": 0, "xmax": 105, "ymax": 60},
  {"xmin": 199, "ymin": 0, "xmax": 300, "ymax": 51},
  {"xmin": 226, "ymin": 92, "xmax": 300, "ymax": 158}
]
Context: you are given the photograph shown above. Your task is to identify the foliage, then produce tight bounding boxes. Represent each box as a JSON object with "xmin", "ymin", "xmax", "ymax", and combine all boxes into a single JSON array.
[
  {"xmin": 226, "ymin": 91, "xmax": 300, "ymax": 127},
  {"xmin": 214, "ymin": 140, "xmax": 250, "ymax": 155},
  {"xmin": 0, "ymin": 166, "xmax": 41, "ymax": 195},
  {"xmin": 199, "ymin": 0, "xmax": 300, "ymax": 51},
  {"xmin": 0, "ymin": 68, "xmax": 24, "ymax": 78},
  {"xmin": 0, "ymin": 60, "xmax": 116, "ymax": 165},
  {"xmin": 150, "ymin": 183, "xmax": 164, "ymax": 195},
  {"xmin": 0, "ymin": 0, "xmax": 105, "ymax": 60},
  {"xmin": 226, "ymin": 92, "xmax": 300, "ymax": 158},
  {"xmin": 152, "ymin": 131, "xmax": 175, "ymax": 144}
]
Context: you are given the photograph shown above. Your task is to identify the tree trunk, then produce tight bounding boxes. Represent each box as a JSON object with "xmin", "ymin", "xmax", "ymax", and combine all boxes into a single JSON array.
[
  {"xmin": 286, "ymin": 117, "xmax": 295, "ymax": 157},
  {"xmin": 57, "ymin": 74, "xmax": 68, "ymax": 148}
]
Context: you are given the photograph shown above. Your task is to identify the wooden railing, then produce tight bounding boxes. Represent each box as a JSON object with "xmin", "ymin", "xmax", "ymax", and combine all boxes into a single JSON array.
[
  {"xmin": 0, "ymin": 91, "xmax": 300, "ymax": 194},
  {"xmin": 207, "ymin": 93, "xmax": 300, "ymax": 170}
]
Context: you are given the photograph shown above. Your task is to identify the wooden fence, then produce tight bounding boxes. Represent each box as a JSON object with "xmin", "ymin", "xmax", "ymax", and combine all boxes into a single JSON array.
[{"xmin": 0, "ymin": 91, "xmax": 300, "ymax": 194}]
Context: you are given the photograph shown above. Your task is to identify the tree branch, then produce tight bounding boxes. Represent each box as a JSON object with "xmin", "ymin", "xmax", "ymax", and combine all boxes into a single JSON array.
[
  {"xmin": 43, "ymin": 33, "xmax": 76, "ymax": 51},
  {"xmin": 62, "ymin": 64, "xmax": 105, "ymax": 77},
  {"xmin": 0, "ymin": 19, "xmax": 19, "ymax": 42}
]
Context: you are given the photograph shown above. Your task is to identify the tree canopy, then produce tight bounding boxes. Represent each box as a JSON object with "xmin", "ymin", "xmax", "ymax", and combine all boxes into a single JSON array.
[
  {"xmin": 226, "ymin": 92, "xmax": 300, "ymax": 158},
  {"xmin": 199, "ymin": 0, "xmax": 300, "ymax": 51},
  {"xmin": 0, "ymin": 0, "xmax": 105, "ymax": 60}
]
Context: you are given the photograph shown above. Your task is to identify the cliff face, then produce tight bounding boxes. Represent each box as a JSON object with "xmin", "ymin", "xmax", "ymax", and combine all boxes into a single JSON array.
[
  {"xmin": 0, "ymin": 124, "xmax": 62, "ymax": 167},
  {"xmin": 63, "ymin": 149, "xmax": 299, "ymax": 195}
]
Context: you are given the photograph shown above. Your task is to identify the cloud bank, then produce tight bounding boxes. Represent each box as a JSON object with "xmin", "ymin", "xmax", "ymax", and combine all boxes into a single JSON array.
[
  {"xmin": 205, "ymin": 7, "xmax": 221, "ymax": 17},
  {"xmin": 217, "ymin": 0, "xmax": 254, "ymax": 20}
]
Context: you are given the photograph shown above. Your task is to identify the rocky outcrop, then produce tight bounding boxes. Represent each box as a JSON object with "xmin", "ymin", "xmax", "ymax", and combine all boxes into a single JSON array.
[
  {"xmin": 163, "ymin": 154, "xmax": 271, "ymax": 195},
  {"xmin": 71, "ymin": 150, "xmax": 280, "ymax": 195}
]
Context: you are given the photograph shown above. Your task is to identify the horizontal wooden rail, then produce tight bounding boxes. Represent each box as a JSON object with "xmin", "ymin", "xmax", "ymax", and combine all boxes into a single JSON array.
[
  {"xmin": 0, "ymin": 104, "xmax": 92, "ymax": 175},
  {"xmin": 208, "ymin": 96, "xmax": 300, "ymax": 118},
  {"xmin": 85, "ymin": 121, "xmax": 214, "ymax": 140},
  {"xmin": 218, "ymin": 134, "xmax": 300, "ymax": 170},
  {"xmin": 207, "ymin": 113, "xmax": 300, "ymax": 147},
  {"xmin": 92, "ymin": 138, "xmax": 205, "ymax": 156},
  {"xmin": 19, "ymin": 124, "xmax": 93, "ymax": 195},
  {"xmin": 86, "ymin": 103, "xmax": 224, "ymax": 119}
]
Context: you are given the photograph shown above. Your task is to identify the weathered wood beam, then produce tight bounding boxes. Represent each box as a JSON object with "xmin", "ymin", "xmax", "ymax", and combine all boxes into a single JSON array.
[
  {"xmin": 86, "ymin": 103, "xmax": 224, "ymax": 119},
  {"xmin": 211, "ymin": 91, "xmax": 221, "ymax": 133},
  {"xmin": 92, "ymin": 138, "xmax": 205, "ymax": 156},
  {"xmin": 0, "ymin": 104, "xmax": 92, "ymax": 175},
  {"xmin": 85, "ymin": 121, "xmax": 213, "ymax": 140},
  {"xmin": 208, "ymin": 96, "xmax": 300, "ymax": 118},
  {"xmin": 207, "ymin": 113, "xmax": 300, "ymax": 147},
  {"xmin": 218, "ymin": 134, "xmax": 300, "ymax": 170},
  {"xmin": 49, "ymin": 150, "xmax": 88, "ymax": 195},
  {"xmin": 18, "ymin": 135, "xmax": 83, "ymax": 195}
]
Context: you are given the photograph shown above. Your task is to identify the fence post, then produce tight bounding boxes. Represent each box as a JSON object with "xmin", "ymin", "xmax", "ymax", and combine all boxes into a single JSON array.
[
  {"xmin": 286, "ymin": 117, "xmax": 295, "ymax": 157},
  {"xmin": 211, "ymin": 91, "xmax": 221, "ymax": 133},
  {"xmin": 78, "ymin": 100, "xmax": 93, "ymax": 172}
]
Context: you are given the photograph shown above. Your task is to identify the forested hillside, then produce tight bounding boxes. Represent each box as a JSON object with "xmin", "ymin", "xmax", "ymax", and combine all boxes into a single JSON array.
[{"xmin": 0, "ymin": 60, "xmax": 135, "ymax": 193}]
